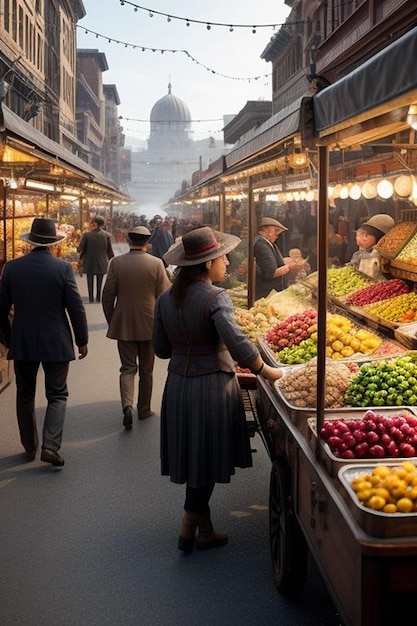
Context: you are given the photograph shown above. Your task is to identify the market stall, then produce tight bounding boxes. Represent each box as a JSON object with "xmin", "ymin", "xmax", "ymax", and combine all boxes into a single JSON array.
[{"xmin": 246, "ymin": 26, "xmax": 417, "ymax": 626}]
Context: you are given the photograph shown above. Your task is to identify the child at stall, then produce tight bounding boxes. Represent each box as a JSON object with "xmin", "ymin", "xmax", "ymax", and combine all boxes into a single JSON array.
[{"xmin": 348, "ymin": 213, "xmax": 395, "ymax": 280}]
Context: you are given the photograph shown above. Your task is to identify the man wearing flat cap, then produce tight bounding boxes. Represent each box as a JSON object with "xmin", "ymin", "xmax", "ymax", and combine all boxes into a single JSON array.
[
  {"xmin": 253, "ymin": 217, "xmax": 294, "ymax": 300},
  {"xmin": 102, "ymin": 226, "xmax": 171, "ymax": 428}
]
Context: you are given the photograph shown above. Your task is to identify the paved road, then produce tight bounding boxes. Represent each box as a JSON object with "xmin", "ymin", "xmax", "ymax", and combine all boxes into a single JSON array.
[{"xmin": 0, "ymin": 263, "xmax": 343, "ymax": 626}]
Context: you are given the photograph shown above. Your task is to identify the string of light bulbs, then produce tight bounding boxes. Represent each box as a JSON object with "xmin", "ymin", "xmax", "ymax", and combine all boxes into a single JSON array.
[
  {"xmin": 118, "ymin": 1, "xmax": 285, "ymax": 31},
  {"xmin": 77, "ymin": 26, "xmax": 271, "ymax": 82},
  {"xmin": 119, "ymin": 115, "xmax": 223, "ymax": 123}
]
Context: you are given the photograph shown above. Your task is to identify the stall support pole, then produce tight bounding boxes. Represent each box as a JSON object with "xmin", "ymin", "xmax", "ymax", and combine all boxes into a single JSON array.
[
  {"xmin": 248, "ymin": 176, "xmax": 256, "ymax": 308},
  {"xmin": 316, "ymin": 144, "xmax": 329, "ymax": 441}
]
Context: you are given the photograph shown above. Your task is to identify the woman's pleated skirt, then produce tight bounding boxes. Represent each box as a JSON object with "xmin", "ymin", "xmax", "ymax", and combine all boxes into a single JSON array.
[{"xmin": 160, "ymin": 370, "xmax": 253, "ymax": 487}]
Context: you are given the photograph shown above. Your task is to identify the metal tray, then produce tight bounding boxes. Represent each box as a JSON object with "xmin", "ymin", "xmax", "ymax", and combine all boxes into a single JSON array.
[
  {"xmin": 307, "ymin": 407, "xmax": 417, "ymax": 477},
  {"xmin": 338, "ymin": 463, "xmax": 417, "ymax": 538}
]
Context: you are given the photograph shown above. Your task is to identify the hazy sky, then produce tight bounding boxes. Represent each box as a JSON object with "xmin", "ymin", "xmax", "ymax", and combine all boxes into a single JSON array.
[{"xmin": 77, "ymin": 0, "xmax": 291, "ymax": 145}]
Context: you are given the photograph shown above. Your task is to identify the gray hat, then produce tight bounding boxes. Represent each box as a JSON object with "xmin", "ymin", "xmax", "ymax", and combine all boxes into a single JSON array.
[
  {"xmin": 92, "ymin": 215, "xmax": 105, "ymax": 226},
  {"xmin": 21, "ymin": 218, "xmax": 67, "ymax": 246},
  {"xmin": 163, "ymin": 226, "xmax": 240, "ymax": 267},
  {"xmin": 260, "ymin": 217, "xmax": 288, "ymax": 230},
  {"xmin": 127, "ymin": 225, "xmax": 152, "ymax": 245},
  {"xmin": 361, "ymin": 214, "xmax": 395, "ymax": 236}
]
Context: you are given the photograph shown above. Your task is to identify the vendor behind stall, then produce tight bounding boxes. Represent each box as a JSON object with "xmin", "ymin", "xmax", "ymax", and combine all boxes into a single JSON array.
[{"xmin": 348, "ymin": 213, "xmax": 395, "ymax": 280}]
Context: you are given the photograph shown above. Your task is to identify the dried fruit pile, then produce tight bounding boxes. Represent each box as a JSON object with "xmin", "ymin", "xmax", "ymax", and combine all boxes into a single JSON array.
[
  {"xmin": 350, "ymin": 461, "xmax": 417, "ymax": 513},
  {"xmin": 345, "ymin": 279, "xmax": 410, "ymax": 307},
  {"xmin": 365, "ymin": 291, "xmax": 417, "ymax": 323},
  {"xmin": 344, "ymin": 355, "xmax": 417, "ymax": 407},
  {"xmin": 327, "ymin": 266, "xmax": 374, "ymax": 297},
  {"xmin": 277, "ymin": 357, "xmax": 354, "ymax": 408},
  {"xmin": 320, "ymin": 410, "xmax": 417, "ymax": 459}
]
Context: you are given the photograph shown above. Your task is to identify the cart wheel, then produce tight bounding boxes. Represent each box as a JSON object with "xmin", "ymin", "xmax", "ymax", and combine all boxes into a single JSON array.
[{"xmin": 269, "ymin": 458, "xmax": 308, "ymax": 598}]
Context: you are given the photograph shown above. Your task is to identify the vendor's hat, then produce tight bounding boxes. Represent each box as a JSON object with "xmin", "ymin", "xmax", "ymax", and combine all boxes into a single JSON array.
[
  {"xmin": 361, "ymin": 214, "xmax": 395, "ymax": 235},
  {"xmin": 260, "ymin": 217, "xmax": 288, "ymax": 230},
  {"xmin": 127, "ymin": 225, "xmax": 152, "ymax": 244},
  {"xmin": 163, "ymin": 226, "xmax": 240, "ymax": 267},
  {"xmin": 21, "ymin": 218, "xmax": 66, "ymax": 246}
]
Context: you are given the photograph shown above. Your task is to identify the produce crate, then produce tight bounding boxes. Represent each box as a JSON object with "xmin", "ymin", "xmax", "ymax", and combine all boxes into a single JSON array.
[
  {"xmin": 376, "ymin": 221, "xmax": 417, "ymax": 259},
  {"xmin": 307, "ymin": 407, "xmax": 417, "ymax": 478},
  {"xmin": 389, "ymin": 259, "xmax": 417, "ymax": 282},
  {"xmin": 338, "ymin": 463, "xmax": 417, "ymax": 538}
]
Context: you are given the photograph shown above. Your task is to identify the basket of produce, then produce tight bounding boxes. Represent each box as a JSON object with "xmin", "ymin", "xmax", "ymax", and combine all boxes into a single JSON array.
[
  {"xmin": 310, "ymin": 408, "xmax": 417, "ymax": 477},
  {"xmin": 344, "ymin": 354, "xmax": 417, "ymax": 407},
  {"xmin": 264, "ymin": 310, "xmax": 383, "ymax": 365},
  {"xmin": 364, "ymin": 290, "xmax": 417, "ymax": 326},
  {"xmin": 338, "ymin": 462, "xmax": 417, "ymax": 537},
  {"xmin": 376, "ymin": 221, "xmax": 417, "ymax": 259},
  {"xmin": 234, "ymin": 282, "xmax": 313, "ymax": 342},
  {"xmin": 275, "ymin": 357, "xmax": 357, "ymax": 419},
  {"xmin": 344, "ymin": 278, "xmax": 411, "ymax": 307},
  {"xmin": 327, "ymin": 266, "xmax": 374, "ymax": 298}
]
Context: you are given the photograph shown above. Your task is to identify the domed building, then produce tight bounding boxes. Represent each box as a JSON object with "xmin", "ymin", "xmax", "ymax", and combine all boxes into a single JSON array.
[
  {"xmin": 148, "ymin": 83, "xmax": 192, "ymax": 150},
  {"xmin": 127, "ymin": 83, "xmax": 231, "ymax": 216}
]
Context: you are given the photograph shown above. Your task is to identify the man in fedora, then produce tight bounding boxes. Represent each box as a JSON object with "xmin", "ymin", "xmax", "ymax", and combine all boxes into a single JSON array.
[
  {"xmin": 102, "ymin": 226, "xmax": 171, "ymax": 428},
  {"xmin": 0, "ymin": 218, "xmax": 88, "ymax": 466},
  {"xmin": 253, "ymin": 216, "xmax": 294, "ymax": 300}
]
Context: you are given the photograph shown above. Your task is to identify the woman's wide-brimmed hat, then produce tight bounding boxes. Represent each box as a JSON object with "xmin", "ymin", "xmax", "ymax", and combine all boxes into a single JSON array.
[
  {"xmin": 163, "ymin": 226, "xmax": 240, "ymax": 267},
  {"xmin": 20, "ymin": 218, "xmax": 67, "ymax": 246}
]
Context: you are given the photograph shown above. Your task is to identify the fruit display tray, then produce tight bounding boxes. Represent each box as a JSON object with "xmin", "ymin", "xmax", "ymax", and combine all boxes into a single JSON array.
[
  {"xmin": 307, "ymin": 407, "xmax": 417, "ymax": 478},
  {"xmin": 376, "ymin": 222, "xmax": 417, "ymax": 260},
  {"xmin": 394, "ymin": 322, "xmax": 417, "ymax": 349},
  {"xmin": 338, "ymin": 463, "xmax": 417, "ymax": 538}
]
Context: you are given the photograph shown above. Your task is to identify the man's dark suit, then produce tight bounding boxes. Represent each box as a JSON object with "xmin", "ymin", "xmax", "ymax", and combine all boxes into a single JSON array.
[
  {"xmin": 0, "ymin": 247, "xmax": 88, "ymax": 456},
  {"xmin": 253, "ymin": 234, "xmax": 288, "ymax": 300}
]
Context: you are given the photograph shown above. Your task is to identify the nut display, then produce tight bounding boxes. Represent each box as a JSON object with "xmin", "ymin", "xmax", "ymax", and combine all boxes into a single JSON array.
[{"xmin": 376, "ymin": 222, "xmax": 417, "ymax": 258}]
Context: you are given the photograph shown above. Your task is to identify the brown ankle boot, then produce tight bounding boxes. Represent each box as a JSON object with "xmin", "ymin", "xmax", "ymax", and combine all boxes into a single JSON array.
[
  {"xmin": 196, "ymin": 514, "xmax": 228, "ymax": 550},
  {"xmin": 178, "ymin": 512, "xmax": 200, "ymax": 552}
]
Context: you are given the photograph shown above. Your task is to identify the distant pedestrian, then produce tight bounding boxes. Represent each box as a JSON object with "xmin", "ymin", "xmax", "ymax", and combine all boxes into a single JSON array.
[
  {"xmin": 153, "ymin": 226, "xmax": 282, "ymax": 552},
  {"xmin": 77, "ymin": 215, "xmax": 114, "ymax": 303},
  {"xmin": 0, "ymin": 218, "xmax": 88, "ymax": 466},
  {"xmin": 102, "ymin": 226, "xmax": 171, "ymax": 428},
  {"xmin": 149, "ymin": 215, "xmax": 174, "ymax": 264}
]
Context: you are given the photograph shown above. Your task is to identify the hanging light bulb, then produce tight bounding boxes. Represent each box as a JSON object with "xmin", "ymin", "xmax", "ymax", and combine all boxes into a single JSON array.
[
  {"xmin": 339, "ymin": 185, "xmax": 349, "ymax": 199},
  {"xmin": 332, "ymin": 183, "xmax": 342, "ymax": 199},
  {"xmin": 288, "ymin": 148, "xmax": 309, "ymax": 169},
  {"xmin": 361, "ymin": 180, "xmax": 377, "ymax": 199},
  {"xmin": 394, "ymin": 174, "xmax": 414, "ymax": 198},
  {"xmin": 377, "ymin": 178, "xmax": 394, "ymax": 199},
  {"xmin": 299, "ymin": 190, "xmax": 306, "ymax": 201},
  {"xmin": 349, "ymin": 183, "xmax": 362, "ymax": 200},
  {"xmin": 286, "ymin": 192, "xmax": 294, "ymax": 202},
  {"xmin": 306, "ymin": 190, "xmax": 315, "ymax": 202},
  {"xmin": 328, "ymin": 186, "xmax": 334, "ymax": 199},
  {"xmin": 293, "ymin": 191, "xmax": 300, "ymax": 201}
]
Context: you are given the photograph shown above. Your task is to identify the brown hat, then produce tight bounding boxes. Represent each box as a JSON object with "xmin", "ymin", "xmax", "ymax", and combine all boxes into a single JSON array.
[
  {"xmin": 260, "ymin": 217, "xmax": 288, "ymax": 230},
  {"xmin": 163, "ymin": 226, "xmax": 240, "ymax": 267},
  {"xmin": 21, "ymin": 218, "xmax": 67, "ymax": 246},
  {"xmin": 127, "ymin": 225, "xmax": 152, "ymax": 245}
]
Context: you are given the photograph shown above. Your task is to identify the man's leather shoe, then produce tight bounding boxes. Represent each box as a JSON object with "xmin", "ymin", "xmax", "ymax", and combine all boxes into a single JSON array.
[
  {"xmin": 123, "ymin": 407, "xmax": 133, "ymax": 429},
  {"xmin": 138, "ymin": 409, "xmax": 155, "ymax": 421},
  {"xmin": 41, "ymin": 448, "xmax": 65, "ymax": 467}
]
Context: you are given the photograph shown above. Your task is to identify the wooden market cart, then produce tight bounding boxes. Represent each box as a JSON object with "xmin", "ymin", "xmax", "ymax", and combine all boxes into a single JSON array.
[{"xmin": 248, "ymin": 26, "xmax": 417, "ymax": 626}]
